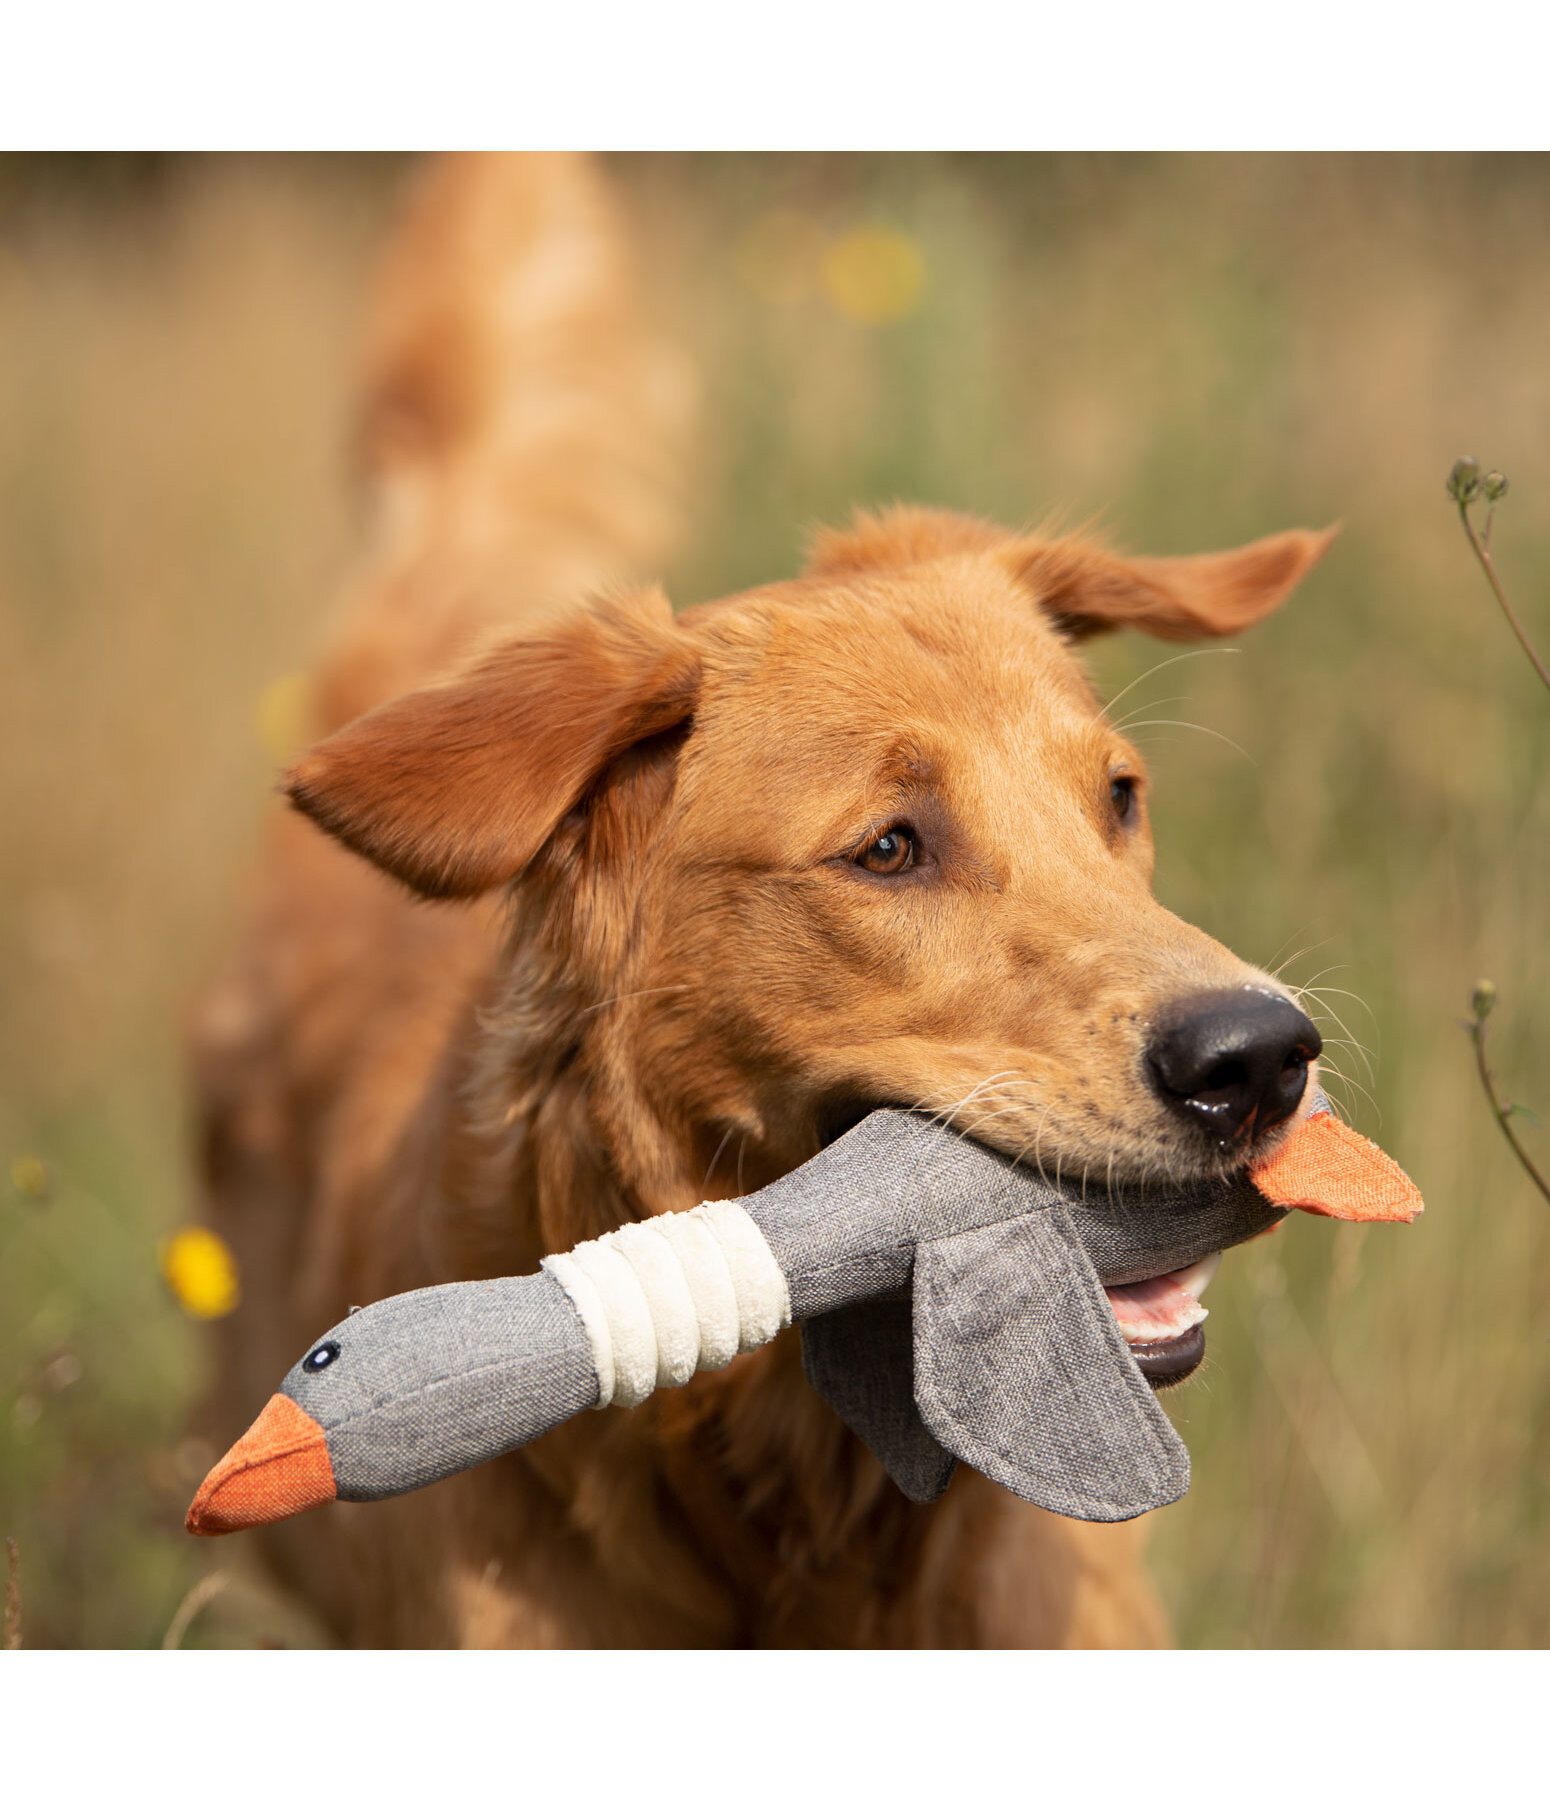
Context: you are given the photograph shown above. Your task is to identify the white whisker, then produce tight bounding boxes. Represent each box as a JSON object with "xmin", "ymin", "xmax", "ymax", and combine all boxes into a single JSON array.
[
  {"xmin": 1097, "ymin": 647, "xmax": 1241, "ymax": 724},
  {"xmin": 1290, "ymin": 990, "xmax": 1378, "ymax": 1084},
  {"xmin": 1297, "ymin": 983, "xmax": 1380, "ymax": 1032},
  {"xmin": 577, "ymin": 985, "xmax": 692, "ymax": 1017},
  {"xmin": 1108, "ymin": 693, "xmax": 1190, "ymax": 732},
  {"xmin": 1124, "ymin": 719, "xmax": 1255, "ymax": 764},
  {"xmin": 1264, "ymin": 938, "xmax": 1339, "ymax": 983},
  {"xmin": 701, "ymin": 1125, "xmax": 736, "ymax": 1193}
]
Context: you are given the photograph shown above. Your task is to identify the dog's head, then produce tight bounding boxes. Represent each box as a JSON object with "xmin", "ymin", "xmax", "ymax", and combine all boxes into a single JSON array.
[{"xmin": 288, "ymin": 506, "xmax": 1333, "ymax": 1222}]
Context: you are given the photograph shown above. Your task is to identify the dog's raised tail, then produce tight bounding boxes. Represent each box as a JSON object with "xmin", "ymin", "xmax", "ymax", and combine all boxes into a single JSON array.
[{"xmin": 311, "ymin": 153, "xmax": 696, "ymax": 730}]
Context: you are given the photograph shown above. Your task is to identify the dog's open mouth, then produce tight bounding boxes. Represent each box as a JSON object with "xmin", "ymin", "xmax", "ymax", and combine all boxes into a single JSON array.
[{"xmin": 1103, "ymin": 1251, "xmax": 1221, "ymax": 1389}]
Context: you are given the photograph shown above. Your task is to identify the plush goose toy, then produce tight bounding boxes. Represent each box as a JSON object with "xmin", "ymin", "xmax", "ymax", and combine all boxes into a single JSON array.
[{"xmin": 187, "ymin": 1093, "xmax": 1420, "ymax": 1534}]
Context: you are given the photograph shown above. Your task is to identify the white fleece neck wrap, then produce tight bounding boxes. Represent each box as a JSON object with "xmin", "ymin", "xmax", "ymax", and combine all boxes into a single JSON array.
[{"xmin": 542, "ymin": 1201, "xmax": 792, "ymax": 1409}]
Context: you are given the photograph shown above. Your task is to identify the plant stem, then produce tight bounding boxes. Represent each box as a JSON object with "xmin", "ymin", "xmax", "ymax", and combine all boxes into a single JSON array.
[
  {"xmin": 4, "ymin": 1538, "xmax": 19, "ymax": 1650},
  {"xmin": 161, "ymin": 1568, "xmax": 230, "ymax": 1651},
  {"xmin": 1455, "ymin": 499, "xmax": 1550, "ymax": 695},
  {"xmin": 1469, "ymin": 1015, "xmax": 1550, "ymax": 1206}
]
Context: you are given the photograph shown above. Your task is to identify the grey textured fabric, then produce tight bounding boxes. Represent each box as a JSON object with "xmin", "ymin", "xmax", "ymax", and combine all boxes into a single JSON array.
[
  {"xmin": 913, "ymin": 1210, "xmax": 1189, "ymax": 1520},
  {"xmin": 800, "ymin": 1293, "xmax": 957, "ymax": 1505},
  {"xmin": 742, "ymin": 1109, "xmax": 1282, "ymax": 1512},
  {"xmin": 741, "ymin": 1109, "xmax": 1281, "ymax": 1294},
  {"xmin": 280, "ymin": 1271, "xmax": 597, "ymax": 1501}
]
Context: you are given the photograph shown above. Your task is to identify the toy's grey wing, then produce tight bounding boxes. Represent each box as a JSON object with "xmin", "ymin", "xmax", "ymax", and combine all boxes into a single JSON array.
[
  {"xmin": 912, "ymin": 1207, "xmax": 1190, "ymax": 1522},
  {"xmin": 800, "ymin": 1292, "xmax": 956, "ymax": 1505}
]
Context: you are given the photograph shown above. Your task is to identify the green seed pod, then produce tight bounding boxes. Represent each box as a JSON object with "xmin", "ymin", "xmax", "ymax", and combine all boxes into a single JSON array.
[
  {"xmin": 1447, "ymin": 456, "xmax": 1482, "ymax": 504},
  {"xmin": 1472, "ymin": 979, "xmax": 1498, "ymax": 1022}
]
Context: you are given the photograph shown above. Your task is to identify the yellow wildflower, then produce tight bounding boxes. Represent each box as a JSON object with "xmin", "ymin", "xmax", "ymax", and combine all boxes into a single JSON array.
[
  {"xmin": 161, "ymin": 1226, "xmax": 240, "ymax": 1320},
  {"xmin": 821, "ymin": 227, "xmax": 925, "ymax": 325},
  {"xmin": 11, "ymin": 1154, "xmax": 49, "ymax": 1199}
]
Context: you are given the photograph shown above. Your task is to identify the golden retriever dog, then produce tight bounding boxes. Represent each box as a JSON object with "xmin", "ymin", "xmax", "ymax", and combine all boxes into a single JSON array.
[{"xmin": 192, "ymin": 153, "xmax": 1332, "ymax": 1647}]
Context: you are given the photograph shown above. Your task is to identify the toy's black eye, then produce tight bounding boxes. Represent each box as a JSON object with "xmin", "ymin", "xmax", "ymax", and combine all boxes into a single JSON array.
[
  {"xmin": 1109, "ymin": 776, "xmax": 1138, "ymax": 823},
  {"xmin": 302, "ymin": 1341, "xmax": 341, "ymax": 1373},
  {"xmin": 855, "ymin": 826, "xmax": 917, "ymax": 875}
]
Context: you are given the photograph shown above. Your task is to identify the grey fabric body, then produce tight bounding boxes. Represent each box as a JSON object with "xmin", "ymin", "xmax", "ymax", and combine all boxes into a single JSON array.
[
  {"xmin": 767, "ymin": 1109, "xmax": 1282, "ymax": 1517},
  {"xmin": 282, "ymin": 1105, "xmax": 1306, "ymax": 1520},
  {"xmin": 279, "ymin": 1272, "xmax": 597, "ymax": 1502},
  {"xmin": 800, "ymin": 1292, "xmax": 956, "ymax": 1504},
  {"xmin": 740, "ymin": 1109, "xmax": 1281, "ymax": 1300}
]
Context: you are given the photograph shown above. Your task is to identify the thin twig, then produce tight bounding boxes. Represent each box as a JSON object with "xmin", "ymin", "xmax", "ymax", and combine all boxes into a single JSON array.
[
  {"xmin": 161, "ymin": 1569, "xmax": 231, "ymax": 1650},
  {"xmin": 1454, "ymin": 498, "xmax": 1550, "ymax": 695},
  {"xmin": 5, "ymin": 1537, "xmax": 20, "ymax": 1650},
  {"xmin": 1468, "ymin": 1001, "xmax": 1550, "ymax": 1206},
  {"xmin": 1447, "ymin": 465, "xmax": 1550, "ymax": 1211}
]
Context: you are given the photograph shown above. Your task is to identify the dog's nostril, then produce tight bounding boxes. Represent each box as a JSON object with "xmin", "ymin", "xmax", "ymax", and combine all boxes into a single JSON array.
[
  {"xmin": 1147, "ymin": 989, "xmax": 1321, "ymax": 1146},
  {"xmin": 1195, "ymin": 1058, "xmax": 1248, "ymax": 1097}
]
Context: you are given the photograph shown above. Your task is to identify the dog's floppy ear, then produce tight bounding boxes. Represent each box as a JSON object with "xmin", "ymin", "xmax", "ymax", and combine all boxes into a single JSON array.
[
  {"xmin": 284, "ymin": 587, "xmax": 698, "ymax": 899},
  {"xmin": 806, "ymin": 503, "xmax": 1335, "ymax": 643},
  {"xmin": 1004, "ymin": 526, "xmax": 1338, "ymax": 642}
]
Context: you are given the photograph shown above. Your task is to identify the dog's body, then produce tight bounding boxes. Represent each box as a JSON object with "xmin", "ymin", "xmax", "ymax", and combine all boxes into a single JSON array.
[{"xmin": 194, "ymin": 154, "xmax": 1330, "ymax": 1647}]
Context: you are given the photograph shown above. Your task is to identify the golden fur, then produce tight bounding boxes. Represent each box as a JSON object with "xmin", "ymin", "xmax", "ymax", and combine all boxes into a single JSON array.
[{"xmin": 193, "ymin": 153, "xmax": 1331, "ymax": 1647}]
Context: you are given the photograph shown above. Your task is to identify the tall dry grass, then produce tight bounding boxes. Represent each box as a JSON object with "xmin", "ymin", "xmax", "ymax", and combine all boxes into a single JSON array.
[{"xmin": 2, "ymin": 153, "xmax": 1546, "ymax": 1646}]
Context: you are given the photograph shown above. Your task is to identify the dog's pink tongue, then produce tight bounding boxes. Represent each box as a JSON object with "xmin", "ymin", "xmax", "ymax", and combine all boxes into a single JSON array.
[{"xmin": 1104, "ymin": 1269, "xmax": 1209, "ymax": 1346}]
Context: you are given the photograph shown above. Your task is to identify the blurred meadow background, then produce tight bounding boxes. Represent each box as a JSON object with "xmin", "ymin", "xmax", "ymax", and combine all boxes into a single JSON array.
[{"xmin": 2, "ymin": 153, "xmax": 1548, "ymax": 1648}]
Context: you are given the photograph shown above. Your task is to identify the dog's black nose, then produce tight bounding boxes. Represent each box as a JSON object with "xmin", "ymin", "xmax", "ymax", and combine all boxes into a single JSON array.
[{"xmin": 1147, "ymin": 988, "xmax": 1321, "ymax": 1144}]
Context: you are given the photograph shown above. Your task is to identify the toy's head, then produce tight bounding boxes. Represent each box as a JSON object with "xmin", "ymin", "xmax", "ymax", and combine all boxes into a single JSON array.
[{"xmin": 186, "ymin": 1275, "xmax": 597, "ymax": 1535}]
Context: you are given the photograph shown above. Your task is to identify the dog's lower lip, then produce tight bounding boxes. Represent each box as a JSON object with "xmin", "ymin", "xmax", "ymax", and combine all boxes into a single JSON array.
[
  {"xmin": 1128, "ymin": 1323, "xmax": 1206, "ymax": 1388},
  {"xmin": 1104, "ymin": 1252, "xmax": 1218, "ymax": 1388}
]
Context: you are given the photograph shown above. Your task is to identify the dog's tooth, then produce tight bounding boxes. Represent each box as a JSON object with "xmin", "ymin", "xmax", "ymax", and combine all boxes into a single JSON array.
[
  {"xmin": 1115, "ymin": 1297, "xmax": 1208, "ymax": 1345},
  {"xmin": 1176, "ymin": 1251, "xmax": 1222, "ymax": 1302}
]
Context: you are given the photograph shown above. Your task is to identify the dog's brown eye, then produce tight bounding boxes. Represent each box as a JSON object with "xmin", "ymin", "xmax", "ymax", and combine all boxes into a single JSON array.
[
  {"xmin": 1110, "ymin": 776, "xmax": 1137, "ymax": 822},
  {"xmin": 856, "ymin": 827, "xmax": 916, "ymax": 874}
]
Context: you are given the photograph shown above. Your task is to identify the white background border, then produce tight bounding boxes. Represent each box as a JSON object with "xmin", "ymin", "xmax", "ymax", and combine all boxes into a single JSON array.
[{"xmin": 5, "ymin": 2, "xmax": 1546, "ymax": 149}]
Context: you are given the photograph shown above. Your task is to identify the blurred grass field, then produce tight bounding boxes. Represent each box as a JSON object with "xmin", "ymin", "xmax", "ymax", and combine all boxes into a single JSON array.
[{"xmin": 2, "ymin": 153, "xmax": 1548, "ymax": 1648}]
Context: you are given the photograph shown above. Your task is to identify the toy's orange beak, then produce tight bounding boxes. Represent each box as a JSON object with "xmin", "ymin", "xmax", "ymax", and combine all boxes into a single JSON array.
[
  {"xmin": 1254, "ymin": 1110, "xmax": 1423, "ymax": 1223},
  {"xmin": 185, "ymin": 1393, "xmax": 336, "ymax": 1536}
]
